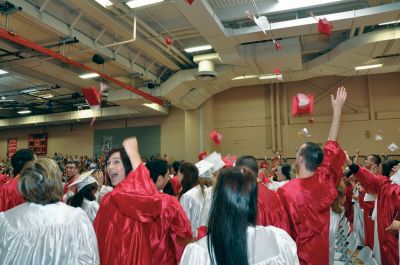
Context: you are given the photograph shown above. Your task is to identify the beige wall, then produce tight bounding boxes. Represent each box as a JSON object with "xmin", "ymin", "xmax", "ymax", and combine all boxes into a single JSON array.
[{"xmin": 1, "ymin": 72, "xmax": 399, "ymax": 161}]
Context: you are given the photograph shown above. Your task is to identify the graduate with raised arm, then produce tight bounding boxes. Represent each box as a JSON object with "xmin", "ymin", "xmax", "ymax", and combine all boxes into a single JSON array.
[
  {"xmin": 94, "ymin": 137, "xmax": 192, "ymax": 265},
  {"xmin": 277, "ymin": 87, "xmax": 347, "ymax": 265},
  {"xmin": 346, "ymin": 154, "xmax": 400, "ymax": 265}
]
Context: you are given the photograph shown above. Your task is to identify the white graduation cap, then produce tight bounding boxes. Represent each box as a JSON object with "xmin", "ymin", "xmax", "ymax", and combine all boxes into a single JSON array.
[
  {"xmin": 68, "ymin": 169, "xmax": 97, "ymax": 192},
  {"xmin": 204, "ymin": 151, "xmax": 225, "ymax": 173},
  {"xmin": 195, "ymin": 160, "xmax": 214, "ymax": 179}
]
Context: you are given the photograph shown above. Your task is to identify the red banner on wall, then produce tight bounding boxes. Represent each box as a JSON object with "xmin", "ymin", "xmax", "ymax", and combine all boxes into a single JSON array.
[{"xmin": 7, "ymin": 138, "xmax": 17, "ymax": 158}]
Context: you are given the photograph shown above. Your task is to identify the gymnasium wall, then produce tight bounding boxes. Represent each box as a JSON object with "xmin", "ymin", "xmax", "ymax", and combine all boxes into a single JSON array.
[{"xmin": 0, "ymin": 72, "xmax": 399, "ymax": 161}]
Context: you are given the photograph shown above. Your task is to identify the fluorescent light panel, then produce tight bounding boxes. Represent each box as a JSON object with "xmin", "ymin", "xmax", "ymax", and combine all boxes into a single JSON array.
[
  {"xmin": 17, "ymin": 110, "xmax": 32, "ymax": 114},
  {"xmin": 0, "ymin": 69, "xmax": 9, "ymax": 75},
  {"xmin": 94, "ymin": 0, "xmax": 113, "ymax": 8},
  {"xmin": 259, "ymin": 74, "xmax": 282, "ymax": 80},
  {"xmin": 79, "ymin": 73, "xmax": 100, "ymax": 79},
  {"xmin": 126, "ymin": 0, "xmax": 164, "ymax": 8},
  {"xmin": 184, "ymin": 45, "xmax": 213, "ymax": 53},
  {"xmin": 379, "ymin": 20, "xmax": 400, "ymax": 26},
  {"xmin": 232, "ymin": 75, "xmax": 259, "ymax": 80},
  {"xmin": 355, "ymin": 64, "xmax": 383, "ymax": 70}
]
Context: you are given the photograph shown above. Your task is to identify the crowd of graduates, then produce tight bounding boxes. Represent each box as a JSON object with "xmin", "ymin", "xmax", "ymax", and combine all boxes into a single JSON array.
[{"xmin": 0, "ymin": 87, "xmax": 399, "ymax": 265}]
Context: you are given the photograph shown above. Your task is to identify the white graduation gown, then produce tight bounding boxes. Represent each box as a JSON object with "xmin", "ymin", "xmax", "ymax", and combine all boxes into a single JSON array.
[
  {"xmin": 329, "ymin": 208, "xmax": 342, "ymax": 265},
  {"xmin": 95, "ymin": 185, "xmax": 113, "ymax": 202},
  {"xmin": 180, "ymin": 185, "xmax": 212, "ymax": 237},
  {"xmin": 353, "ymin": 190, "xmax": 365, "ymax": 245},
  {"xmin": 81, "ymin": 199, "xmax": 99, "ymax": 223},
  {"xmin": 0, "ymin": 202, "xmax": 99, "ymax": 265},
  {"xmin": 372, "ymin": 200, "xmax": 381, "ymax": 265},
  {"xmin": 181, "ymin": 225, "xmax": 299, "ymax": 265}
]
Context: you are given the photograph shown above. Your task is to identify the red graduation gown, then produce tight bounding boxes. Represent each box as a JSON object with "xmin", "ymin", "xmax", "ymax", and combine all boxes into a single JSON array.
[
  {"xmin": 94, "ymin": 164, "xmax": 192, "ymax": 265},
  {"xmin": 170, "ymin": 175, "xmax": 181, "ymax": 196},
  {"xmin": 355, "ymin": 166, "xmax": 400, "ymax": 265},
  {"xmin": 0, "ymin": 177, "xmax": 24, "ymax": 212},
  {"xmin": 278, "ymin": 141, "xmax": 345, "ymax": 265},
  {"xmin": 358, "ymin": 190, "xmax": 375, "ymax": 249},
  {"xmin": 0, "ymin": 174, "xmax": 8, "ymax": 185},
  {"xmin": 149, "ymin": 193, "xmax": 193, "ymax": 265},
  {"xmin": 344, "ymin": 184, "xmax": 354, "ymax": 224},
  {"xmin": 257, "ymin": 182, "xmax": 291, "ymax": 234},
  {"xmin": 63, "ymin": 176, "xmax": 78, "ymax": 194}
]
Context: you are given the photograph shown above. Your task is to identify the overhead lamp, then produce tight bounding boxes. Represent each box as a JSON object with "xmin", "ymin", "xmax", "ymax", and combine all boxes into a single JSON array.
[
  {"xmin": 259, "ymin": 74, "xmax": 282, "ymax": 80},
  {"xmin": 17, "ymin": 109, "xmax": 32, "ymax": 114},
  {"xmin": 232, "ymin": 75, "xmax": 259, "ymax": 80},
  {"xmin": 378, "ymin": 20, "xmax": 400, "ymax": 26},
  {"xmin": 355, "ymin": 64, "xmax": 383, "ymax": 70},
  {"xmin": 94, "ymin": 0, "xmax": 113, "ymax": 8},
  {"xmin": 126, "ymin": 0, "xmax": 164, "ymax": 8},
  {"xmin": 79, "ymin": 73, "xmax": 100, "ymax": 79},
  {"xmin": 184, "ymin": 45, "xmax": 213, "ymax": 53},
  {"xmin": 0, "ymin": 69, "xmax": 8, "ymax": 75}
]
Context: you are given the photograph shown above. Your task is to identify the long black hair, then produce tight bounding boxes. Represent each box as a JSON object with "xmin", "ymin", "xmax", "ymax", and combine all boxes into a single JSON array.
[
  {"xmin": 67, "ymin": 182, "xmax": 97, "ymax": 208},
  {"xmin": 178, "ymin": 162, "xmax": 199, "ymax": 199},
  {"xmin": 207, "ymin": 166, "xmax": 258, "ymax": 265}
]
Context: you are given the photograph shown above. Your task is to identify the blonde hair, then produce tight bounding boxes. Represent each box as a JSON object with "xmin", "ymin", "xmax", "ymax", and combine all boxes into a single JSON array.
[
  {"xmin": 18, "ymin": 158, "xmax": 63, "ymax": 205},
  {"xmin": 332, "ymin": 179, "xmax": 346, "ymax": 214}
]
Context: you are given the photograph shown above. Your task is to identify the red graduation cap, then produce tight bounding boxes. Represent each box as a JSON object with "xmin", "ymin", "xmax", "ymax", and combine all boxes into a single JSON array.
[
  {"xmin": 260, "ymin": 161, "xmax": 268, "ymax": 169},
  {"xmin": 291, "ymin": 93, "xmax": 314, "ymax": 116},
  {"xmin": 318, "ymin": 18, "xmax": 333, "ymax": 36},
  {"xmin": 210, "ymin": 130, "xmax": 223, "ymax": 145},
  {"xmin": 186, "ymin": 0, "xmax": 194, "ymax": 5},
  {"xmin": 198, "ymin": 151, "xmax": 208, "ymax": 161},
  {"xmin": 81, "ymin": 86, "xmax": 101, "ymax": 107},
  {"xmin": 164, "ymin": 36, "xmax": 173, "ymax": 46},
  {"xmin": 273, "ymin": 68, "xmax": 281, "ymax": 75},
  {"xmin": 222, "ymin": 155, "xmax": 236, "ymax": 168}
]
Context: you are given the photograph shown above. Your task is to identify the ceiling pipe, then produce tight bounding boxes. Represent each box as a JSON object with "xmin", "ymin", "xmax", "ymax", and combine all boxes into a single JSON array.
[
  {"xmin": 79, "ymin": 13, "xmax": 137, "ymax": 53},
  {"xmin": 0, "ymin": 28, "xmax": 164, "ymax": 106}
]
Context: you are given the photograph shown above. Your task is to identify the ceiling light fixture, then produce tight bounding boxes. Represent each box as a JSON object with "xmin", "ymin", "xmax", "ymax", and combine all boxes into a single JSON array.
[
  {"xmin": 17, "ymin": 109, "xmax": 32, "ymax": 114},
  {"xmin": 259, "ymin": 74, "xmax": 282, "ymax": 80},
  {"xmin": 79, "ymin": 73, "xmax": 100, "ymax": 79},
  {"xmin": 232, "ymin": 75, "xmax": 259, "ymax": 80},
  {"xmin": 184, "ymin": 45, "xmax": 213, "ymax": 53},
  {"xmin": 355, "ymin": 64, "xmax": 383, "ymax": 70},
  {"xmin": 126, "ymin": 0, "xmax": 164, "ymax": 8},
  {"xmin": 94, "ymin": 0, "xmax": 113, "ymax": 8},
  {"xmin": 0, "ymin": 69, "xmax": 9, "ymax": 75},
  {"xmin": 378, "ymin": 20, "xmax": 400, "ymax": 26}
]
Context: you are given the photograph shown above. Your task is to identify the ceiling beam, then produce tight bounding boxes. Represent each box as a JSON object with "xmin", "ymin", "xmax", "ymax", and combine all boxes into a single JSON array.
[
  {"xmin": 8, "ymin": 0, "xmax": 160, "ymax": 82},
  {"xmin": 0, "ymin": 27, "xmax": 164, "ymax": 105}
]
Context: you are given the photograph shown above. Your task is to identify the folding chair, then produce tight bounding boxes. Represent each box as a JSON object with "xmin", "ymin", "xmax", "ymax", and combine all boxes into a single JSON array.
[
  {"xmin": 364, "ymin": 257, "xmax": 378, "ymax": 265},
  {"xmin": 352, "ymin": 246, "xmax": 372, "ymax": 264},
  {"xmin": 334, "ymin": 232, "xmax": 359, "ymax": 264}
]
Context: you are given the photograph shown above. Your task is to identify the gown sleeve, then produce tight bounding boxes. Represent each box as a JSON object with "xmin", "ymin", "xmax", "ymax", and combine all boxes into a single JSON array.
[
  {"xmin": 168, "ymin": 197, "xmax": 193, "ymax": 262},
  {"xmin": 320, "ymin": 141, "xmax": 346, "ymax": 186},
  {"xmin": 76, "ymin": 211, "xmax": 100, "ymax": 264},
  {"xmin": 180, "ymin": 242, "xmax": 211, "ymax": 265}
]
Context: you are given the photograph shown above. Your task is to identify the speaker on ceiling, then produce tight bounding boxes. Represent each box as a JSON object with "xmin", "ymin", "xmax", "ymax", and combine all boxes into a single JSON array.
[{"xmin": 92, "ymin": 54, "xmax": 105, "ymax": 65}]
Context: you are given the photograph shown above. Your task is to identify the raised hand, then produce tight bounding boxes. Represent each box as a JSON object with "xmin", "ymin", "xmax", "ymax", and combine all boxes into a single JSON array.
[
  {"xmin": 122, "ymin": 137, "xmax": 141, "ymax": 170},
  {"xmin": 328, "ymin": 86, "xmax": 347, "ymax": 141},
  {"xmin": 331, "ymin": 86, "xmax": 347, "ymax": 114},
  {"xmin": 344, "ymin": 151, "xmax": 352, "ymax": 166}
]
